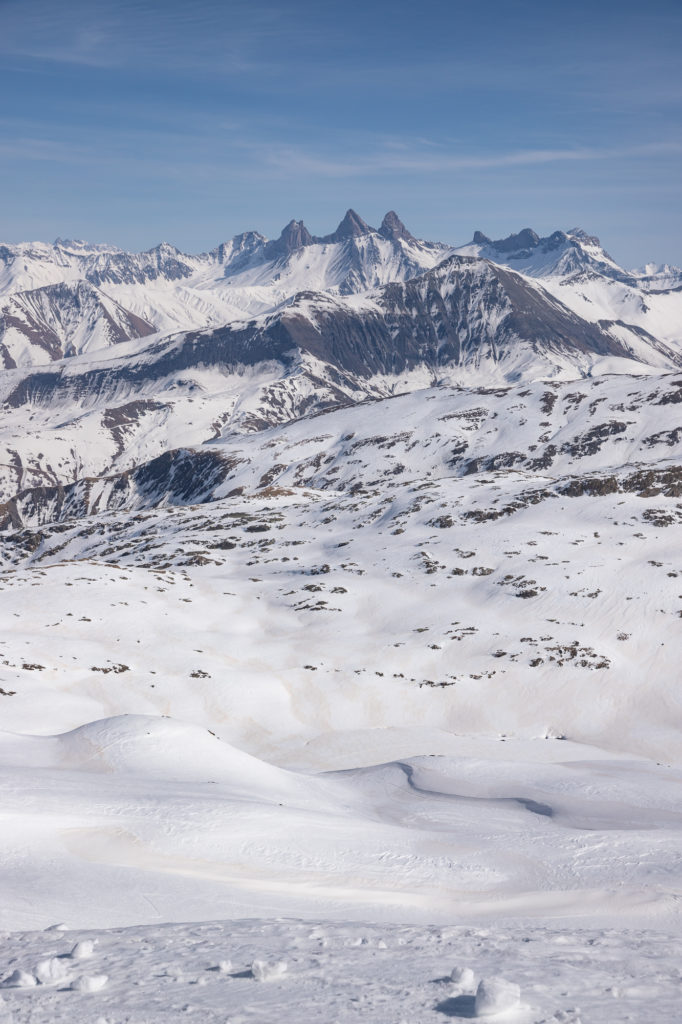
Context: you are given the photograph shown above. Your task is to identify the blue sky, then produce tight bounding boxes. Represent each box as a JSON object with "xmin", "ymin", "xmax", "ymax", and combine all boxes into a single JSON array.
[{"xmin": 1, "ymin": 0, "xmax": 680, "ymax": 266}]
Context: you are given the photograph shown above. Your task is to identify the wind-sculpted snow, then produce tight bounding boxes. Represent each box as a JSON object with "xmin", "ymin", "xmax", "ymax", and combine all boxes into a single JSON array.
[{"xmin": 0, "ymin": 714, "xmax": 681, "ymax": 933}]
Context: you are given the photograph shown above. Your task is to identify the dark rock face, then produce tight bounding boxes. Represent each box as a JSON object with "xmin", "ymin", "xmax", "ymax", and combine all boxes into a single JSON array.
[
  {"xmin": 378, "ymin": 212, "xmax": 415, "ymax": 243},
  {"xmin": 0, "ymin": 447, "xmax": 240, "ymax": 530},
  {"xmin": 265, "ymin": 220, "xmax": 314, "ymax": 260},
  {"xmin": 491, "ymin": 228, "xmax": 541, "ymax": 254},
  {"xmin": 316, "ymin": 209, "xmax": 374, "ymax": 244}
]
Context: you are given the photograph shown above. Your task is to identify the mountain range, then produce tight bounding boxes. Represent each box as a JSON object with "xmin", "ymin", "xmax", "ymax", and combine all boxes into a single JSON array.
[{"xmin": 0, "ymin": 210, "xmax": 680, "ymax": 506}]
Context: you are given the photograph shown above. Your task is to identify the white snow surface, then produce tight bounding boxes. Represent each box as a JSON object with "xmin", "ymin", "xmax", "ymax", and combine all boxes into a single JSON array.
[{"xmin": 0, "ymin": 915, "xmax": 679, "ymax": 1022}]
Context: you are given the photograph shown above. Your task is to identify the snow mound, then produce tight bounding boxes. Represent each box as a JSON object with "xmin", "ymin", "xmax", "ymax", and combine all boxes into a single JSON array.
[
  {"xmin": 0, "ymin": 715, "xmax": 303, "ymax": 795},
  {"xmin": 70, "ymin": 973, "xmax": 108, "ymax": 992},
  {"xmin": 251, "ymin": 959, "xmax": 288, "ymax": 981},
  {"xmin": 0, "ymin": 969, "xmax": 37, "ymax": 988},
  {"xmin": 450, "ymin": 965, "xmax": 476, "ymax": 991},
  {"xmin": 69, "ymin": 939, "xmax": 96, "ymax": 960},
  {"xmin": 475, "ymin": 976, "xmax": 521, "ymax": 1016},
  {"xmin": 34, "ymin": 956, "xmax": 73, "ymax": 984}
]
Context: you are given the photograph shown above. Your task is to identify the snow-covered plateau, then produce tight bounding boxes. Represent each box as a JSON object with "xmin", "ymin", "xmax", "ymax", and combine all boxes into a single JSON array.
[{"xmin": 0, "ymin": 212, "xmax": 680, "ymax": 1022}]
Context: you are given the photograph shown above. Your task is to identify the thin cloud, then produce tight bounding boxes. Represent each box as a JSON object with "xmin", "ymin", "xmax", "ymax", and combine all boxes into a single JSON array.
[
  {"xmin": 2, "ymin": 126, "xmax": 680, "ymax": 182},
  {"xmin": 255, "ymin": 141, "xmax": 682, "ymax": 178},
  {"xmin": 0, "ymin": 0, "xmax": 318, "ymax": 75}
]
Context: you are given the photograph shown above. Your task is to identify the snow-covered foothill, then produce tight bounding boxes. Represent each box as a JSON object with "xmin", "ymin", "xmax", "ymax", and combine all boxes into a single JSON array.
[{"xmin": 475, "ymin": 976, "xmax": 521, "ymax": 1016}]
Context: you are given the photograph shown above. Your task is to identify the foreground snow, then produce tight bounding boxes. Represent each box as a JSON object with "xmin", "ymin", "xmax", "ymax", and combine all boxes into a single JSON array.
[
  {"xmin": 0, "ymin": 915, "xmax": 679, "ymax": 1023},
  {"xmin": 0, "ymin": 714, "xmax": 680, "ymax": 932}
]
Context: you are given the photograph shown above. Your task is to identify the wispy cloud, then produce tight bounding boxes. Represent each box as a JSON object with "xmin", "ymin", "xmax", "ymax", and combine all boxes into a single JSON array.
[
  {"xmin": 1, "ymin": 117, "xmax": 680, "ymax": 184},
  {"xmin": 0, "ymin": 0, "xmax": 317, "ymax": 76},
  {"xmin": 248, "ymin": 140, "xmax": 682, "ymax": 179}
]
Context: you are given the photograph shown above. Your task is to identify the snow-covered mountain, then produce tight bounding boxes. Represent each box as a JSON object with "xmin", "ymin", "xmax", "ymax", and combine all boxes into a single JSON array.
[
  {"xmin": 453, "ymin": 226, "xmax": 682, "ymax": 347},
  {"xmin": 630, "ymin": 261, "xmax": 682, "ymax": 291},
  {"xmin": 0, "ymin": 212, "xmax": 451, "ymax": 354},
  {"xmin": 0, "ymin": 281, "xmax": 156, "ymax": 367},
  {"xmin": 1, "ymin": 246, "xmax": 678, "ymax": 503},
  {"xmin": 3, "ymin": 213, "xmax": 681, "ymax": 380}
]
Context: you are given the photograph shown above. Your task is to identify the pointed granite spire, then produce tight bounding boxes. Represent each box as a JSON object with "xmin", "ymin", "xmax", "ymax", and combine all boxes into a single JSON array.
[
  {"xmin": 316, "ymin": 209, "xmax": 374, "ymax": 244},
  {"xmin": 378, "ymin": 211, "xmax": 415, "ymax": 243},
  {"xmin": 265, "ymin": 219, "xmax": 314, "ymax": 259}
]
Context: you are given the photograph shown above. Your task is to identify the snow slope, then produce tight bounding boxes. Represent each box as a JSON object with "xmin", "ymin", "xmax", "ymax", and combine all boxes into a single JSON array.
[
  {"xmin": 0, "ymin": 375, "xmax": 680, "ymax": 765},
  {"xmin": 0, "ymin": 714, "xmax": 680, "ymax": 933},
  {"xmin": 0, "ymin": 281, "xmax": 156, "ymax": 367}
]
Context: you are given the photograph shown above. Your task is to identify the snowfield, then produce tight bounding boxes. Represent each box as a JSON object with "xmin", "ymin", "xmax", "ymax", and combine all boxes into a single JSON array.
[
  {"xmin": 1, "ymin": 915, "xmax": 680, "ymax": 1023},
  {"xmin": 0, "ymin": 214, "xmax": 680, "ymax": 1021},
  {"xmin": 0, "ymin": 715, "xmax": 681, "ymax": 1021}
]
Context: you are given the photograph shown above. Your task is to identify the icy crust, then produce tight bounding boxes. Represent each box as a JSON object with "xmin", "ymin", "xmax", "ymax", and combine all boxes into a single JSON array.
[{"xmin": 0, "ymin": 916, "xmax": 679, "ymax": 1023}]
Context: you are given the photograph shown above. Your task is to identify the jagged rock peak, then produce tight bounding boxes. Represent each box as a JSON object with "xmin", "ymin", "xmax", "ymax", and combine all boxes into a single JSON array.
[
  {"xmin": 335, "ymin": 209, "xmax": 372, "ymax": 238},
  {"xmin": 568, "ymin": 228, "xmax": 602, "ymax": 247},
  {"xmin": 148, "ymin": 241, "xmax": 183, "ymax": 256},
  {"xmin": 265, "ymin": 219, "xmax": 314, "ymax": 259},
  {"xmin": 316, "ymin": 209, "xmax": 374, "ymax": 244},
  {"xmin": 473, "ymin": 230, "xmax": 492, "ymax": 245},
  {"xmin": 491, "ymin": 228, "xmax": 540, "ymax": 253},
  {"xmin": 379, "ymin": 211, "xmax": 415, "ymax": 243}
]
